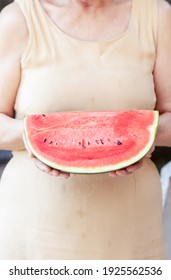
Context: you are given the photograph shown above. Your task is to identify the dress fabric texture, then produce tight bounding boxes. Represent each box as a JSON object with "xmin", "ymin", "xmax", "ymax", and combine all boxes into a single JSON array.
[{"xmin": 0, "ymin": 0, "xmax": 165, "ymax": 259}]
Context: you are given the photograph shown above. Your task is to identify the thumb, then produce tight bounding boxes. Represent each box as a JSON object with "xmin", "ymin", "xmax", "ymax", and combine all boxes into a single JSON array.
[{"xmin": 145, "ymin": 142, "xmax": 155, "ymax": 158}]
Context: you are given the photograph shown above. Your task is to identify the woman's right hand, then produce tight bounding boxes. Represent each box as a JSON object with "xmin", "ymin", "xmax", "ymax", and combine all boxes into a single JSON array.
[{"xmin": 33, "ymin": 156, "xmax": 71, "ymax": 179}]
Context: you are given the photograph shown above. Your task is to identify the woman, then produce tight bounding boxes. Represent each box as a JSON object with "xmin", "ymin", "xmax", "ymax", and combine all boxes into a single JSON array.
[{"xmin": 0, "ymin": 0, "xmax": 171, "ymax": 259}]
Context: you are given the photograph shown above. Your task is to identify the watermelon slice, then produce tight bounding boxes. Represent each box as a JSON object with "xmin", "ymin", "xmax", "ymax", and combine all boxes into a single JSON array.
[{"xmin": 23, "ymin": 110, "xmax": 159, "ymax": 174}]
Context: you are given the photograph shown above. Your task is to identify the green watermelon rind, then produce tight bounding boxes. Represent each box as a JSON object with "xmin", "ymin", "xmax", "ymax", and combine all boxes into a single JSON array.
[{"xmin": 23, "ymin": 111, "xmax": 159, "ymax": 174}]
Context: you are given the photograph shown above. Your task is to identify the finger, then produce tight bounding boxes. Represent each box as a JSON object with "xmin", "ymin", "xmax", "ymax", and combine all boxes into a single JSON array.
[
  {"xmin": 126, "ymin": 159, "xmax": 143, "ymax": 173},
  {"xmin": 59, "ymin": 172, "xmax": 70, "ymax": 179},
  {"xmin": 108, "ymin": 171, "xmax": 117, "ymax": 177},
  {"xmin": 34, "ymin": 159, "xmax": 52, "ymax": 173},
  {"xmin": 116, "ymin": 169, "xmax": 132, "ymax": 176},
  {"xmin": 50, "ymin": 169, "xmax": 61, "ymax": 176},
  {"xmin": 146, "ymin": 144, "xmax": 155, "ymax": 158},
  {"xmin": 51, "ymin": 169, "xmax": 70, "ymax": 178},
  {"xmin": 29, "ymin": 152, "xmax": 36, "ymax": 158}
]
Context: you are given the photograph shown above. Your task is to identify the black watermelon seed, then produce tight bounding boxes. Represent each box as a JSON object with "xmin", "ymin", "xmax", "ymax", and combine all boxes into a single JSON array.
[
  {"xmin": 100, "ymin": 139, "xmax": 104, "ymax": 145},
  {"xmin": 117, "ymin": 141, "xmax": 122, "ymax": 145},
  {"xmin": 43, "ymin": 138, "xmax": 47, "ymax": 143}
]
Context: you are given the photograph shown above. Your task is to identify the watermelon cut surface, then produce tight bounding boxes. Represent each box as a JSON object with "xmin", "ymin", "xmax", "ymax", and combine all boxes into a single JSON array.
[{"xmin": 23, "ymin": 110, "xmax": 159, "ymax": 174}]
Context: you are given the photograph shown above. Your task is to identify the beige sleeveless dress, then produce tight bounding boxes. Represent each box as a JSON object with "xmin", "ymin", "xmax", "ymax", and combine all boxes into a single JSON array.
[{"xmin": 0, "ymin": 0, "xmax": 165, "ymax": 259}]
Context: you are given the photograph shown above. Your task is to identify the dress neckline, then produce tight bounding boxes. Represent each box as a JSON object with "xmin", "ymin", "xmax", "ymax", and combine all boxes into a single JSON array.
[{"xmin": 37, "ymin": 0, "xmax": 134, "ymax": 44}]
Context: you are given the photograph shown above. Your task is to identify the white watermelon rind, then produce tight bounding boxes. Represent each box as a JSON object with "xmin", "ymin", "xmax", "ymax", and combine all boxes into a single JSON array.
[{"xmin": 23, "ymin": 111, "xmax": 159, "ymax": 174}]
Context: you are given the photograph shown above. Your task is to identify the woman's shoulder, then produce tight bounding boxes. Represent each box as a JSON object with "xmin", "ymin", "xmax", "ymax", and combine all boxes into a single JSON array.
[
  {"xmin": 1, "ymin": 2, "xmax": 26, "ymax": 26},
  {"xmin": 156, "ymin": 0, "xmax": 171, "ymax": 49},
  {"xmin": 158, "ymin": 0, "xmax": 171, "ymax": 24},
  {"xmin": 0, "ymin": 3, "xmax": 28, "ymax": 57},
  {"xmin": 0, "ymin": 3, "xmax": 28, "ymax": 40}
]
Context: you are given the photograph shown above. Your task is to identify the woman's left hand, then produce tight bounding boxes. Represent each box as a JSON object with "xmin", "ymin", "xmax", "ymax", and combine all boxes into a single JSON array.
[
  {"xmin": 23, "ymin": 134, "xmax": 70, "ymax": 178},
  {"xmin": 108, "ymin": 143, "xmax": 155, "ymax": 177}
]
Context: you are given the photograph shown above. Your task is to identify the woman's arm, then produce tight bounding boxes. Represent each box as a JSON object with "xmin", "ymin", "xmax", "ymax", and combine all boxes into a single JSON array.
[
  {"xmin": 0, "ymin": 4, "xmax": 70, "ymax": 178},
  {"xmin": 154, "ymin": 0, "xmax": 171, "ymax": 147},
  {"xmin": 109, "ymin": 0, "xmax": 171, "ymax": 177},
  {"xmin": 0, "ymin": 3, "xmax": 28, "ymax": 150}
]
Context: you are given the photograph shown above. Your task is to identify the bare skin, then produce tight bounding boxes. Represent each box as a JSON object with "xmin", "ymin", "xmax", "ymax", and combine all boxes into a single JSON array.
[
  {"xmin": 40, "ymin": 0, "xmax": 132, "ymax": 42},
  {"xmin": 0, "ymin": 0, "xmax": 171, "ymax": 178}
]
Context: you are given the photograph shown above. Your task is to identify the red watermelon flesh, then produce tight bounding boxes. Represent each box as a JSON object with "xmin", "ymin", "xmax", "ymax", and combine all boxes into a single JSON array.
[{"xmin": 23, "ymin": 110, "xmax": 159, "ymax": 174}]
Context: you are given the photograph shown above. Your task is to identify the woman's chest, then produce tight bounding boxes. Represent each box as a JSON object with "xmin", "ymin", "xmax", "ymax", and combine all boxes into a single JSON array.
[{"xmin": 15, "ymin": 54, "xmax": 156, "ymax": 118}]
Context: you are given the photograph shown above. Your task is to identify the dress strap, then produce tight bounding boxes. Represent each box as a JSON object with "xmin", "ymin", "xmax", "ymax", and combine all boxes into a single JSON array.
[
  {"xmin": 129, "ymin": 0, "xmax": 158, "ymax": 51},
  {"xmin": 14, "ymin": 0, "xmax": 58, "ymax": 67}
]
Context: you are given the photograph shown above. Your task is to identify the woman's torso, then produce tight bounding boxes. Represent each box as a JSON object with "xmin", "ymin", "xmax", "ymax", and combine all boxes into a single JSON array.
[{"xmin": 14, "ymin": 0, "xmax": 157, "ymax": 117}]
